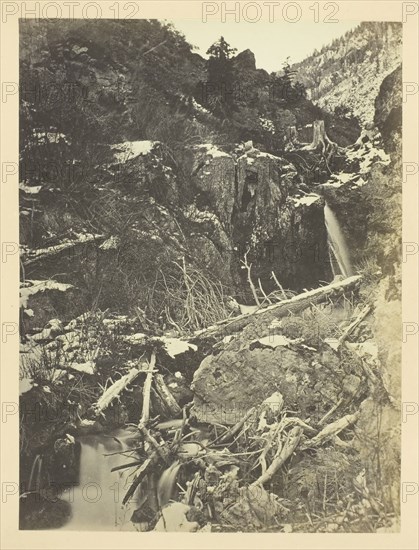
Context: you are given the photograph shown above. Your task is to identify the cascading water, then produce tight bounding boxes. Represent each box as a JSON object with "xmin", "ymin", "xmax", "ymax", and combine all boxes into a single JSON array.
[
  {"xmin": 28, "ymin": 454, "xmax": 43, "ymax": 493},
  {"xmin": 324, "ymin": 202, "xmax": 353, "ymax": 278},
  {"xmin": 61, "ymin": 429, "xmax": 143, "ymax": 531},
  {"xmin": 157, "ymin": 461, "xmax": 181, "ymax": 508}
]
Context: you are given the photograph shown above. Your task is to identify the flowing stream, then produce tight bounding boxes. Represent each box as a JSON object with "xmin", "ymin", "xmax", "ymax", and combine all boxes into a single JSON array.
[
  {"xmin": 324, "ymin": 203, "xmax": 353, "ymax": 278},
  {"xmin": 28, "ymin": 454, "xmax": 43, "ymax": 492},
  {"xmin": 61, "ymin": 429, "xmax": 143, "ymax": 531}
]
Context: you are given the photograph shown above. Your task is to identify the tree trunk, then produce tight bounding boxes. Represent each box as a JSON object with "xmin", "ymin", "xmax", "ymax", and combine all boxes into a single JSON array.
[{"xmin": 301, "ymin": 119, "xmax": 337, "ymax": 164}]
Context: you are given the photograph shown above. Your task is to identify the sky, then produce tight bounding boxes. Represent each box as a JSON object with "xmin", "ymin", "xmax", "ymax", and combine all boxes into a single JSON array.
[{"xmin": 170, "ymin": 20, "xmax": 360, "ymax": 73}]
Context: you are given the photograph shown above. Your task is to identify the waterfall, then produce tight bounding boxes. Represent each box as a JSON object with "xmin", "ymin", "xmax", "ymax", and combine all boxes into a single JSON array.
[
  {"xmin": 28, "ymin": 454, "xmax": 43, "ymax": 492},
  {"xmin": 157, "ymin": 461, "xmax": 181, "ymax": 508},
  {"xmin": 61, "ymin": 430, "xmax": 141, "ymax": 531},
  {"xmin": 324, "ymin": 203, "xmax": 353, "ymax": 278}
]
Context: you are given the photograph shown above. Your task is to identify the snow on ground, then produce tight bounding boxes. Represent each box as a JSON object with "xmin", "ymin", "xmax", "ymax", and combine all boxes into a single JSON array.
[
  {"xmin": 20, "ymin": 279, "xmax": 73, "ymax": 308},
  {"xmin": 159, "ymin": 337, "xmax": 198, "ymax": 358},
  {"xmin": 346, "ymin": 142, "xmax": 390, "ymax": 174},
  {"xmin": 197, "ymin": 144, "xmax": 230, "ymax": 159},
  {"xmin": 19, "ymin": 377, "xmax": 34, "ymax": 396},
  {"xmin": 324, "ymin": 141, "xmax": 390, "ymax": 190},
  {"xmin": 112, "ymin": 141, "xmax": 158, "ymax": 162},
  {"xmin": 191, "ymin": 98, "xmax": 210, "ymax": 115},
  {"xmin": 34, "ymin": 131, "xmax": 70, "ymax": 144},
  {"xmin": 324, "ymin": 338, "xmax": 340, "ymax": 351},
  {"xmin": 292, "ymin": 193, "xmax": 321, "ymax": 207},
  {"xmin": 19, "ymin": 183, "xmax": 43, "ymax": 194},
  {"xmin": 99, "ymin": 236, "xmax": 120, "ymax": 250},
  {"xmin": 239, "ymin": 304, "xmax": 259, "ymax": 315},
  {"xmin": 323, "ymin": 172, "xmax": 357, "ymax": 189},
  {"xmin": 69, "ymin": 361, "xmax": 96, "ymax": 375},
  {"xmin": 254, "ymin": 334, "xmax": 294, "ymax": 348},
  {"xmin": 346, "ymin": 341, "xmax": 378, "ymax": 361}
]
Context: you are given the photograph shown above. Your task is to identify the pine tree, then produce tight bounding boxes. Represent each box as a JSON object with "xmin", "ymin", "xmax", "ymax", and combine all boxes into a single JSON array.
[{"xmin": 204, "ymin": 36, "xmax": 237, "ymax": 116}]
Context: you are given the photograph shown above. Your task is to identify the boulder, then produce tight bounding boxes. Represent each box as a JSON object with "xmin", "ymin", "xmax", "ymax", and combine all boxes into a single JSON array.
[{"xmin": 192, "ymin": 321, "xmax": 365, "ymax": 425}]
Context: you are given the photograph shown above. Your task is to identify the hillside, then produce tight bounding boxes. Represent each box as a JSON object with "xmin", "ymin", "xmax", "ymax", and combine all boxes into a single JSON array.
[
  {"xmin": 291, "ymin": 22, "xmax": 402, "ymax": 124},
  {"xmin": 18, "ymin": 20, "xmax": 402, "ymax": 533}
]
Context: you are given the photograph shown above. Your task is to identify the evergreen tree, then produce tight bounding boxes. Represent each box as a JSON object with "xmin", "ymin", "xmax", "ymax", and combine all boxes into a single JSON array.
[{"xmin": 204, "ymin": 37, "xmax": 237, "ymax": 116}]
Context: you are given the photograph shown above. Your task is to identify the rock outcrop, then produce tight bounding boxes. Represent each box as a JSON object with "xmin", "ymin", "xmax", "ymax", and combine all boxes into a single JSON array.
[
  {"xmin": 233, "ymin": 149, "xmax": 331, "ymax": 293},
  {"xmin": 192, "ymin": 299, "xmax": 367, "ymax": 425}
]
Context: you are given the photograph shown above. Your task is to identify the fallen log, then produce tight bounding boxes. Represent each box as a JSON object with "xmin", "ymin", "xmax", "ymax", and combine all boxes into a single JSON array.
[
  {"xmin": 193, "ymin": 275, "xmax": 361, "ymax": 343},
  {"xmin": 90, "ymin": 366, "xmax": 141, "ymax": 417},
  {"xmin": 22, "ymin": 234, "xmax": 105, "ymax": 266},
  {"xmin": 154, "ymin": 374, "xmax": 182, "ymax": 418}
]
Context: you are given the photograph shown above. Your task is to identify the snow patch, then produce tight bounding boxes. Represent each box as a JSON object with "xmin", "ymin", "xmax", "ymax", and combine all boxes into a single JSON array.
[
  {"xmin": 197, "ymin": 144, "xmax": 230, "ymax": 159},
  {"xmin": 254, "ymin": 334, "xmax": 294, "ymax": 348},
  {"xmin": 34, "ymin": 131, "xmax": 70, "ymax": 144},
  {"xmin": 112, "ymin": 141, "xmax": 158, "ymax": 162},
  {"xmin": 346, "ymin": 341, "xmax": 378, "ymax": 361},
  {"xmin": 19, "ymin": 377, "xmax": 34, "ymax": 396},
  {"xmin": 292, "ymin": 193, "xmax": 321, "ymax": 207},
  {"xmin": 22, "ymin": 233, "xmax": 102, "ymax": 263},
  {"xmin": 239, "ymin": 304, "xmax": 259, "ymax": 315},
  {"xmin": 325, "ymin": 338, "xmax": 340, "ymax": 351},
  {"xmin": 160, "ymin": 337, "xmax": 198, "ymax": 358},
  {"xmin": 69, "ymin": 361, "xmax": 95, "ymax": 375},
  {"xmin": 20, "ymin": 279, "xmax": 73, "ymax": 309},
  {"xmin": 19, "ymin": 183, "xmax": 43, "ymax": 194},
  {"xmin": 99, "ymin": 236, "xmax": 120, "ymax": 250}
]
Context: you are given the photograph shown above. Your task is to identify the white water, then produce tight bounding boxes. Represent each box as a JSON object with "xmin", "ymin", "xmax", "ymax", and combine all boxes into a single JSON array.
[
  {"xmin": 61, "ymin": 430, "xmax": 141, "ymax": 531},
  {"xmin": 324, "ymin": 203, "xmax": 353, "ymax": 278},
  {"xmin": 28, "ymin": 454, "xmax": 43, "ymax": 492},
  {"xmin": 157, "ymin": 461, "xmax": 181, "ymax": 508}
]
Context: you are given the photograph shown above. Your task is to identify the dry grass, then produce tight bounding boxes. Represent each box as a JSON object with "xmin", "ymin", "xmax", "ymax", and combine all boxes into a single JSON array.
[{"xmin": 159, "ymin": 258, "xmax": 231, "ymax": 332}]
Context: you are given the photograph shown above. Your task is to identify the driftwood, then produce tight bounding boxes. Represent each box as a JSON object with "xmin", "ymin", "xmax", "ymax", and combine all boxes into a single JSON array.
[
  {"xmin": 154, "ymin": 374, "xmax": 182, "ymax": 418},
  {"xmin": 122, "ymin": 457, "xmax": 154, "ymax": 505},
  {"xmin": 213, "ymin": 406, "xmax": 257, "ymax": 445},
  {"xmin": 271, "ymin": 271, "xmax": 287, "ymax": 299},
  {"xmin": 242, "ymin": 248, "xmax": 261, "ymax": 306},
  {"xmin": 139, "ymin": 352, "xmax": 156, "ymax": 427},
  {"xmin": 251, "ymin": 426, "xmax": 303, "ymax": 487},
  {"xmin": 338, "ymin": 304, "xmax": 372, "ymax": 347},
  {"xmin": 90, "ymin": 366, "xmax": 141, "ymax": 417},
  {"xmin": 301, "ymin": 411, "xmax": 360, "ymax": 450},
  {"xmin": 194, "ymin": 275, "xmax": 361, "ymax": 342}
]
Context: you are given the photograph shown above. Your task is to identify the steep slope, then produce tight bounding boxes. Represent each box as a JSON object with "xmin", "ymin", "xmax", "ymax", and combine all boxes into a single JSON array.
[{"xmin": 292, "ymin": 22, "xmax": 402, "ymax": 124}]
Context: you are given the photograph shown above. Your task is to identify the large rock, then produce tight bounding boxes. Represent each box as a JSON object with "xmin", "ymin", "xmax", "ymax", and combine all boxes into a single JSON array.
[
  {"xmin": 374, "ymin": 65, "xmax": 402, "ymax": 154},
  {"xmin": 192, "ymin": 320, "xmax": 365, "ymax": 425},
  {"xmin": 190, "ymin": 144, "xmax": 236, "ymax": 230}
]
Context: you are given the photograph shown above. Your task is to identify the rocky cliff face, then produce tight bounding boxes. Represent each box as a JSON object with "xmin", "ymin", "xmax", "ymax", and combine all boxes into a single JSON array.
[
  {"xmin": 316, "ymin": 64, "xmax": 402, "ymax": 271},
  {"xmin": 292, "ymin": 22, "xmax": 402, "ymax": 124},
  {"xmin": 233, "ymin": 149, "xmax": 331, "ymax": 294}
]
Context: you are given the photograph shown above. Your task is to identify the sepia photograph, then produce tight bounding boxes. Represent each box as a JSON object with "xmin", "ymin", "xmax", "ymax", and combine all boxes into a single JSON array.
[{"xmin": 15, "ymin": 12, "xmax": 405, "ymax": 535}]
